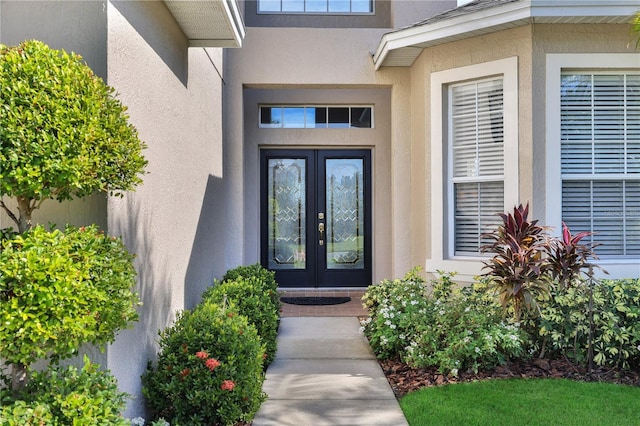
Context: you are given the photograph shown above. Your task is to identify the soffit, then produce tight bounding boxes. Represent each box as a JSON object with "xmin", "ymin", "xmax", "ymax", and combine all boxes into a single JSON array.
[
  {"xmin": 164, "ymin": 0, "xmax": 246, "ymax": 48},
  {"xmin": 373, "ymin": 0, "xmax": 638, "ymax": 69}
]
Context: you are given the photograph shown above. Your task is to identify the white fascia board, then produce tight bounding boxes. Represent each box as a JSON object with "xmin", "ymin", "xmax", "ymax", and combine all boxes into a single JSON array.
[
  {"xmin": 373, "ymin": 0, "xmax": 638, "ymax": 69},
  {"xmin": 373, "ymin": 0, "xmax": 532, "ymax": 70},
  {"xmin": 531, "ymin": 0, "xmax": 639, "ymax": 18},
  {"xmin": 222, "ymin": 0, "xmax": 246, "ymax": 47}
]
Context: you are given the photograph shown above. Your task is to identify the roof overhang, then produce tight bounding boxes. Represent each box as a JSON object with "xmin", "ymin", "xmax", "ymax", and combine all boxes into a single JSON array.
[
  {"xmin": 164, "ymin": 0, "xmax": 246, "ymax": 48},
  {"xmin": 373, "ymin": 0, "xmax": 638, "ymax": 70}
]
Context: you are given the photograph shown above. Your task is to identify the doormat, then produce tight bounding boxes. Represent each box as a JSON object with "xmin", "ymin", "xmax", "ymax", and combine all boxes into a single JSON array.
[{"xmin": 280, "ymin": 296, "xmax": 351, "ymax": 306}]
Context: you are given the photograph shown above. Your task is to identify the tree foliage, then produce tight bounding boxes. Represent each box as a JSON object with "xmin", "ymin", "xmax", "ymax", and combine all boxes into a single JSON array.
[
  {"xmin": 0, "ymin": 225, "xmax": 139, "ymax": 367},
  {"xmin": 0, "ymin": 40, "xmax": 147, "ymax": 231}
]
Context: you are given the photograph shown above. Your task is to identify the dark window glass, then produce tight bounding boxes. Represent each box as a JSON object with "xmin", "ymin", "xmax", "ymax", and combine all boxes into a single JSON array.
[
  {"xmin": 328, "ymin": 107, "xmax": 350, "ymax": 128},
  {"xmin": 351, "ymin": 107, "xmax": 371, "ymax": 128},
  {"xmin": 310, "ymin": 107, "xmax": 327, "ymax": 128}
]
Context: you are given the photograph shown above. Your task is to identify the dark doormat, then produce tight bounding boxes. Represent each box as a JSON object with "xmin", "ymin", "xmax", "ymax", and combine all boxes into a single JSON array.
[{"xmin": 280, "ymin": 296, "xmax": 351, "ymax": 306}]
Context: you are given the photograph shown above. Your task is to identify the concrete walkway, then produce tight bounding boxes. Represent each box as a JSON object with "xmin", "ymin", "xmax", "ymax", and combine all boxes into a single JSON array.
[{"xmin": 252, "ymin": 317, "xmax": 409, "ymax": 426}]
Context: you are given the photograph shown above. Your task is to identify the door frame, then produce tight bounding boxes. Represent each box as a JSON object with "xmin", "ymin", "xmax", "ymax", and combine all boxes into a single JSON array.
[{"xmin": 260, "ymin": 148, "xmax": 372, "ymax": 288}]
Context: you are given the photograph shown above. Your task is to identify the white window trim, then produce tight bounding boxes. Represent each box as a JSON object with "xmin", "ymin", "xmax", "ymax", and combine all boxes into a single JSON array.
[
  {"xmin": 427, "ymin": 56, "xmax": 519, "ymax": 281},
  {"xmin": 546, "ymin": 53, "xmax": 640, "ymax": 279},
  {"xmin": 257, "ymin": 0, "xmax": 374, "ymax": 15},
  {"xmin": 258, "ymin": 105, "xmax": 374, "ymax": 129}
]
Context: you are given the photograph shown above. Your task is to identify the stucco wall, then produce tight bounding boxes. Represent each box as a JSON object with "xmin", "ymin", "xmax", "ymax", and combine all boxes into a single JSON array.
[
  {"xmin": 225, "ymin": 24, "xmax": 416, "ymax": 283},
  {"xmin": 106, "ymin": 1, "xmax": 225, "ymax": 417}
]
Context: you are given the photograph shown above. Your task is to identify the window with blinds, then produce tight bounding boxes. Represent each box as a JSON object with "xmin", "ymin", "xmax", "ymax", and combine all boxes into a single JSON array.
[
  {"xmin": 560, "ymin": 72, "xmax": 640, "ymax": 257},
  {"xmin": 450, "ymin": 77, "xmax": 505, "ymax": 255}
]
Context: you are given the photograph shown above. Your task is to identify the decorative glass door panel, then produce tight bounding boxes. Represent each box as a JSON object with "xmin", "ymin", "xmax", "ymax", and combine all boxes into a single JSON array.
[
  {"xmin": 267, "ymin": 158, "xmax": 306, "ymax": 270},
  {"xmin": 261, "ymin": 150, "xmax": 371, "ymax": 288},
  {"xmin": 325, "ymin": 159, "xmax": 364, "ymax": 270}
]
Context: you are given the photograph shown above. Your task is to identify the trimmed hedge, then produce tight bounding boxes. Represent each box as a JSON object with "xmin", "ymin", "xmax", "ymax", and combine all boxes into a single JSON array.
[{"xmin": 142, "ymin": 303, "xmax": 266, "ymax": 426}]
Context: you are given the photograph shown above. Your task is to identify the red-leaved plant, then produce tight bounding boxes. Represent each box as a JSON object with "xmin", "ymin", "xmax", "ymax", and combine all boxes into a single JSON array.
[
  {"xmin": 546, "ymin": 222, "xmax": 605, "ymax": 289},
  {"xmin": 481, "ymin": 203, "xmax": 552, "ymax": 321}
]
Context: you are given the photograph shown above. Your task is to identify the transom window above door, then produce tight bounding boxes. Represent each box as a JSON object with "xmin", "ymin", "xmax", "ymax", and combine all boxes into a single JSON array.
[
  {"xmin": 258, "ymin": 0, "xmax": 373, "ymax": 14},
  {"xmin": 259, "ymin": 105, "xmax": 373, "ymax": 128}
]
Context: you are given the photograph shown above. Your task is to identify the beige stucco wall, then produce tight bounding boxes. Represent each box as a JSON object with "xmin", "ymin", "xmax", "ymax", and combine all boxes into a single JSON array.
[
  {"xmin": 225, "ymin": 24, "xmax": 418, "ymax": 283},
  {"xmin": 105, "ymin": 1, "xmax": 225, "ymax": 417}
]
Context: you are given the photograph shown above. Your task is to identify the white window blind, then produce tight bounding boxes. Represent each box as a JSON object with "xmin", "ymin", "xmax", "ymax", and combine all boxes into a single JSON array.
[
  {"xmin": 451, "ymin": 77, "xmax": 504, "ymax": 254},
  {"xmin": 561, "ymin": 72, "xmax": 640, "ymax": 257}
]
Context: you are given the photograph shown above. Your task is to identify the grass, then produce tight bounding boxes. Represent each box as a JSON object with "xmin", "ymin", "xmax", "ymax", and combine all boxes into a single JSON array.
[{"xmin": 400, "ymin": 378, "xmax": 640, "ymax": 426}]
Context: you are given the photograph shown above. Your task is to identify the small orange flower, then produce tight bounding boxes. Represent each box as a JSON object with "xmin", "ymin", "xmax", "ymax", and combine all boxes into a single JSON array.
[
  {"xmin": 205, "ymin": 358, "xmax": 221, "ymax": 371},
  {"xmin": 221, "ymin": 380, "xmax": 235, "ymax": 391},
  {"xmin": 195, "ymin": 351, "xmax": 208, "ymax": 360}
]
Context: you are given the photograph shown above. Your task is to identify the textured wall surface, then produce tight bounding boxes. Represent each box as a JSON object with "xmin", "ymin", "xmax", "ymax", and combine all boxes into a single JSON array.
[{"xmin": 106, "ymin": 1, "xmax": 224, "ymax": 417}]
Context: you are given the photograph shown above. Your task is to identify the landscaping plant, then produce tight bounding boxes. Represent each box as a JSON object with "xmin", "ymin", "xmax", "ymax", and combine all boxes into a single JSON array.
[
  {"xmin": 546, "ymin": 222, "xmax": 603, "ymax": 289},
  {"xmin": 481, "ymin": 203, "xmax": 552, "ymax": 321},
  {"xmin": 222, "ymin": 263, "xmax": 280, "ymax": 314},
  {"xmin": 201, "ymin": 275, "xmax": 280, "ymax": 366},
  {"xmin": 0, "ymin": 39, "xmax": 146, "ymax": 396},
  {"xmin": 0, "ymin": 40, "xmax": 147, "ymax": 233},
  {"xmin": 363, "ymin": 270, "xmax": 526, "ymax": 376},
  {"xmin": 142, "ymin": 302, "xmax": 267, "ymax": 426},
  {"xmin": 537, "ymin": 278, "xmax": 640, "ymax": 369},
  {"xmin": 0, "ymin": 225, "xmax": 139, "ymax": 392},
  {"xmin": 0, "ymin": 356, "xmax": 129, "ymax": 425}
]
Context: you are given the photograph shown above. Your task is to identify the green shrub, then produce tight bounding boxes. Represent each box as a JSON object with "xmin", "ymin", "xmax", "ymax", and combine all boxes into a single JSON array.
[
  {"xmin": 0, "ymin": 40, "xmax": 147, "ymax": 232},
  {"xmin": 0, "ymin": 400, "xmax": 54, "ymax": 426},
  {"xmin": 1, "ymin": 357, "xmax": 129, "ymax": 425},
  {"xmin": 537, "ymin": 278, "xmax": 640, "ymax": 369},
  {"xmin": 142, "ymin": 303, "xmax": 266, "ymax": 426},
  {"xmin": 362, "ymin": 270, "xmax": 429, "ymax": 360},
  {"xmin": 363, "ymin": 271, "xmax": 526, "ymax": 376},
  {"xmin": 0, "ymin": 225, "xmax": 139, "ymax": 368},
  {"xmin": 202, "ymin": 276, "xmax": 279, "ymax": 366},
  {"xmin": 222, "ymin": 264, "xmax": 280, "ymax": 314}
]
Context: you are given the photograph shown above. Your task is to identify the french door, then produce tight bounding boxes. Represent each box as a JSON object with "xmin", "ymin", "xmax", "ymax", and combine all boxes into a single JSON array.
[{"xmin": 260, "ymin": 149, "xmax": 372, "ymax": 288}]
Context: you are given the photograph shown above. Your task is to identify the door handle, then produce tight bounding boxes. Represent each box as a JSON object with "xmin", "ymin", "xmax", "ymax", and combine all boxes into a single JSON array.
[{"xmin": 318, "ymin": 223, "xmax": 324, "ymax": 246}]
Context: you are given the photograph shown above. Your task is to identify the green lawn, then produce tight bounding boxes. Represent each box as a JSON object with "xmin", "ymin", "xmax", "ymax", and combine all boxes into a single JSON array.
[{"xmin": 400, "ymin": 378, "xmax": 640, "ymax": 426}]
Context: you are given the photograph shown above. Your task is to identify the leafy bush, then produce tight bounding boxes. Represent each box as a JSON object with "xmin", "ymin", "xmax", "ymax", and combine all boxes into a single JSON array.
[
  {"xmin": 202, "ymin": 276, "xmax": 279, "ymax": 366},
  {"xmin": 362, "ymin": 272, "xmax": 429, "ymax": 360},
  {"xmin": 0, "ymin": 40, "xmax": 147, "ymax": 232},
  {"xmin": 363, "ymin": 271, "xmax": 526, "ymax": 376},
  {"xmin": 222, "ymin": 264, "xmax": 280, "ymax": 314},
  {"xmin": 142, "ymin": 303, "xmax": 266, "ymax": 426},
  {"xmin": 0, "ymin": 225, "xmax": 139, "ymax": 368},
  {"xmin": 1, "ymin": 357, "xmax": 129, "ymax": 425},
  {"xmin": 537, "ymin": 278, "xmax": 640, "ymax": 369}
]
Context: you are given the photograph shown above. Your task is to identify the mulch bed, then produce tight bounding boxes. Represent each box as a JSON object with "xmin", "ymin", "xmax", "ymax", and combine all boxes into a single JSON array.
[{"xmin": 379, "ymin": 357, "xmax": 640, "ymax": 398}]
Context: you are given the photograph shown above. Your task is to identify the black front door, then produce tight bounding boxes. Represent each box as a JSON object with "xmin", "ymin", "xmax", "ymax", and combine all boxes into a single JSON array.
[{"xmin": 260, "ymin": 149, "xmax": 372, "ymax": 288}]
